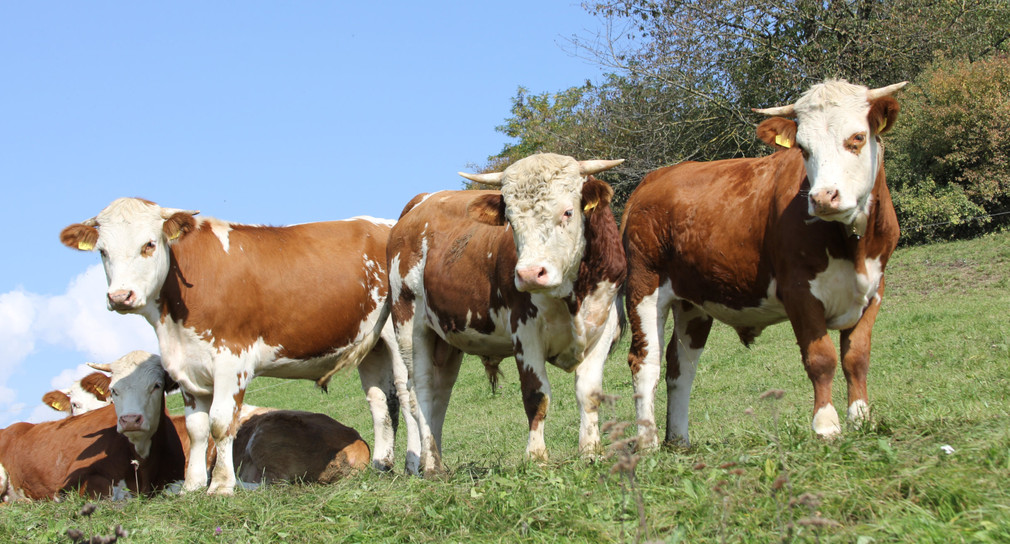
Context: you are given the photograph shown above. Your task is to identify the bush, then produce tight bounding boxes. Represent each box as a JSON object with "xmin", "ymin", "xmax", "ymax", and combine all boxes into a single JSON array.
[{"xmin": 888, "ymin": 55, "xmax": 1010, "ymax": 245}]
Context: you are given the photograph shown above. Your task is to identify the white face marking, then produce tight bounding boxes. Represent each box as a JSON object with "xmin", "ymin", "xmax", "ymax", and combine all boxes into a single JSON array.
[
  {"xmin": 809, "ymin": 254, "xmax": 882, "ymax": 329},
  {"xmin": 812, "ymin": 404, "xmax": 841, "ymax": 436},
  {"xmin": 93, "ymin": 199, "xmax": 174, "ymax": 316},
  {"xmin": 499, "ymin": 154, "xmax": 587, "ymax": 294},
  {"xmin": 67, "ymin": 382, "xmax": 110, "ymax": 415},
  {"xmin": 793, "ymin": 81, "xmax": 881, "ymax": 226},
  {"xmin": 107, "ymin": 351, "xmax": 168, "ymax": 458}
]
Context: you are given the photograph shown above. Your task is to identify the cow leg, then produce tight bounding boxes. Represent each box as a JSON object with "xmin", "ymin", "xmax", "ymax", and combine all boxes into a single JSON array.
[
  {"xmin": 665, "ymin": 300, "xmax": 713, "ymax": 446},
  {"xmin": 429, "ymin": 339, "xmax": 463, "ymax": 453},
  {"xmin": 206, "ymin": 361, "xmax": 251, "ymax": 496},
  {"xmin": 787, "ymin": 299, "xmax": 840, "ymax": 437},
  {"xmin": 410, "ymin": 325, "xmax": 446, "ymax": 476},
  {"xmin": 181, "ymin": 391, "xmax": 212, "ymax": 492},
  {"xmin": 573, "ymin": 304, "xmax": 618, "ymax": 455},
  {"xmin": 627, "ymin": 277, "xmax": 674, "ymax": 449},
  {"xmin": 514, "ymin": 335, "xmax": 552, "ymax": 461},
  {"xmin": 383, "ymin": 319, "xmax": 421, "ymax": 475},
  {"xmin": 840, "ymin": 283, "xmax": 884, "ymax": 428},
  {"xmin": 357, "ymin": 344, "xmax": 398, "ymax": 472}
]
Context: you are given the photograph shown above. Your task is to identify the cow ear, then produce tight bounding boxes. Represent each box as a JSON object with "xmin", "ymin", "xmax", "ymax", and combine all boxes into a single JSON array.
[
  {"xmin": 581, "ymin": 176, "xmax": 614, "ymax": 216},
  {"xmin": 60, "ymin": 223, "xmax": 100, "ymax": 251},
  {"xmin": 467, "ymin": 193, "xmax": 506, "ymax": 226},
  {"xmin": 80, "ymin": 372, "xmax": 112, "ymax": 401},
  {"xmin": 163, "ymin": 212, "xmax": 197, "ymax": 243},
  {"xmin": 43, "ymin": 390, "xmax": 72, "ymax": 412},
  {"xmin": 756, "ymin": 117, "xmax": 798, "ymax": 151},
  {"xmin": 868, "ymin": 96, "xmax": 900, "ymax": 135},
  {"xmin": 163, "ymin": 373, "xmax": 180, "ymax": 394}
]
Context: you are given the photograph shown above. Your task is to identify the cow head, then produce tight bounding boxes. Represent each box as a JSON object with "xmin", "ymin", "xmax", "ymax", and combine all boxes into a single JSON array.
[
  {"xmin": 460, "ymin": 153, "xmax": 623, "ymax": 294},
  {"xmin": 42, "ymin": 372, "xmax": 113, "ymax": 416},
  {"xmin": 89, "ymin": 350, "xmax": 177, "ymax": 458},
  {"xmin": 754, "ymin": 80, "xmax": 905, "ymax": 235},
  {"xmin": 60, "ymin": 198, "xmax": 198, "ymax": 316}
]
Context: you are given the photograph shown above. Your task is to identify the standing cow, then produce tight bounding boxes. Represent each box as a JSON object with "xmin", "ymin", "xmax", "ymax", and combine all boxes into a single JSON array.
[
  {"xmin": 387, "ymin": 153, "xmax": 626, "ymax": 475},
  {"xmin": 61, "ymin": 199, "xmax": 418, "ymax": 494},
  {"xmin": 622, "ymin": 79, "xmax": 904, "ymax": 447}
]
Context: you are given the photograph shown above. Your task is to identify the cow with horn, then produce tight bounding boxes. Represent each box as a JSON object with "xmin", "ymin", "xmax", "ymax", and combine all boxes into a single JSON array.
[
  {"xmin": 387, "ymin": 153, "xmax": 627, "ymax": 475},
  {"xmin": 622, "ymin": 79, "xmax": 905, "ymax": 448}
]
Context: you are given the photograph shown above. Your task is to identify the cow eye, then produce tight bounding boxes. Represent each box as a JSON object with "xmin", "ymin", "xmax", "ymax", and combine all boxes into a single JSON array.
[
  {"xmin": 563, "ymin": 209, "xmax": 574, "ymax": 219},
  {"xmin": 853, "ymin": 134, "xmax": 865, "ymax": 142},
  {"xmin": 99, "ymin": 249, "xmax": 108, "ymax": 258}
]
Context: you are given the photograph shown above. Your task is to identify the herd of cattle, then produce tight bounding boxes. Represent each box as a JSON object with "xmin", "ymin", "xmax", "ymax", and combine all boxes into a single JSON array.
[{"xmin": 0, "ymin": 78, "xmax": 905, "ymax": 501}]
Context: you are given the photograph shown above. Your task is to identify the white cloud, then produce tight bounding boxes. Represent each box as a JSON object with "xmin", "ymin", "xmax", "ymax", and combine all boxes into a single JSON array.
[{"xmin": 0, "ymin": 265, "xmax": 157, "ymax": 426}]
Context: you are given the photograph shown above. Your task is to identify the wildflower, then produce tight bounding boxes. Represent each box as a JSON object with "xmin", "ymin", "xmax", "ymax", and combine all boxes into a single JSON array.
[{"xmin": 940, "ymin": 444, "xmax": 955, "ymax": 455}]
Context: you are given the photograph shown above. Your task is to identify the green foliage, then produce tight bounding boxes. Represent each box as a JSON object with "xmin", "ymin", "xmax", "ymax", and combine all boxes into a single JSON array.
[
  {"xmin": 2, "ymin": 232, "xmax": 1010, "ymax": 542},
  {"xmin": 889, "ymin": 55, "xmax": 1010, "ymax": 244}
]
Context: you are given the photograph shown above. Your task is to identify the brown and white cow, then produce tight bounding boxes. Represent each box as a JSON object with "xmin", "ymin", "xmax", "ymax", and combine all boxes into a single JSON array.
[
  {"xmin": 387, "ymin": 153, "xmax": 626, "ymax": 474},
  {"xmin": 60, "ymin": 199, "xmax": 418, "ymax": 494},
  {"xmin": 0, "ymin": 351, "xmax": 184, "ymax": 501},
  {"xmin": 42, "ymin": 372, "xmax": 112, "ymax": 416},
  {"xmin": 622, "ymin": 79, "xmax": 904, "ymax": 447}
]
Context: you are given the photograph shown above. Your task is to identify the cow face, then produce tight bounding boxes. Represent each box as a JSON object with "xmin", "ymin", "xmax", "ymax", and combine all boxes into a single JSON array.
[
  {"xmin": 100, "ymin": 351, "xmax": 174, "ymax": 458},
  {"xmin": 755, "ymin": 80, "xmax": 904, "ymax": 235},
  {"xmin": 462, "ymin": 154, "xmax": 623, "ymax": 294},
  {"xmin": 60, "ymin": 198, "xmax": 197, "ymax": 316}
]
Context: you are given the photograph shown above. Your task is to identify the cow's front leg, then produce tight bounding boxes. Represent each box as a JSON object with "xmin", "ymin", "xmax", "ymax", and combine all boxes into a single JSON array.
[
  {"xmin": 514, "ymin": 336, "xmax": 551, "ymax": 461},
  {"xmin": 573, "ymin": 305, "xmax": 619, "ymax": 455},
  {"xmin": 181, "ymin": 391, "xmax": 211, "ymax": 493},
  {"xmin": 787, "ymin": 297, "xmax": 840, "ymax": 437},
  {"xmin": 840, "ymin": 282, "xmax": 884, "ymax": 429},
  {"xmin": 206, "ymin": 362, "xmax": 250, "ymax": 495}
]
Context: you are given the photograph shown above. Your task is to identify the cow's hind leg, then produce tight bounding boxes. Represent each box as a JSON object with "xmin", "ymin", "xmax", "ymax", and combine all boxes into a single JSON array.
[
  {"xmin": 840, "ymin": 283, "xmax": 884, "ymax": 429},
  {"xmin": 665, "ymin": 300, "xmax": 712, "ymax": 446},
  {"xmin": 410, "ymin": 326, "xmax": 447, "ymax": 476},
  {"xmin": 627, "ymin": 275, "xmax": 674, "ymax": 449},
  {"xmin": 357, "ymin": 340, "xmax": 398, "ymax": 472},
  {"xmin": 428, "ymin": 338, "xmax": 463, "ymax": 454}
]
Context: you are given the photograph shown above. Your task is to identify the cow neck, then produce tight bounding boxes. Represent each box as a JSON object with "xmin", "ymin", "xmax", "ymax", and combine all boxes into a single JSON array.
[
  {"xmin": 127, "ymin": 405, "xmax": 183, "ymax": 494},
  {"xmin": 570, "ymin": 198, "xmax": 626, "ymax": 313}
]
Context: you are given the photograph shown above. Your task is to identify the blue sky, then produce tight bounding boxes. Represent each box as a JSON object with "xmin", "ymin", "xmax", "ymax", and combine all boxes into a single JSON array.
[{"xmin": 0, "ymin": 2, "xmax": 609, "ymax": 426}]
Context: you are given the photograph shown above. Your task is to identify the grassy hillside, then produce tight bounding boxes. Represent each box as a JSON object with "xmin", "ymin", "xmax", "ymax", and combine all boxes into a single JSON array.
[{"xmin": 2, "ymin": 232, "xmax": 1008, "ymax": 543}]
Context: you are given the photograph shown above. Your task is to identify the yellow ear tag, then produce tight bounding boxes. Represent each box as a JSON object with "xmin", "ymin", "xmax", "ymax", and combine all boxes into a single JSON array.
[
  {"xmin": 51, "ymin": 401, "xmax": 63, "ymax": 410},
  {"xmin": 878, "ymin": 118, "xmax": 887, "ymax": 133},
  {"xmin": 583, "ymin": 201, "xmax": 598, "ymax": 213},
  {"xmin": 775, "ymin": 134, "xmax": 792, "ymax": 148},
  {"xmin": 78, "ymin": 240, "xmax": 94, "ymax": 251},
  {"xmin": 169, "ymin": 230, "xmax": 181, "ymax": 240},
  {"xmin": 95, "ymin": 386, "xmax": 105, "ymax": 395}
]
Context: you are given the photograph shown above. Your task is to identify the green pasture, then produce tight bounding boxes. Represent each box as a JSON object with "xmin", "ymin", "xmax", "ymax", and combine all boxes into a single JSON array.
[{"xmin": 2, "ymin": 232, "xmax": 1008, "ymax": 543}]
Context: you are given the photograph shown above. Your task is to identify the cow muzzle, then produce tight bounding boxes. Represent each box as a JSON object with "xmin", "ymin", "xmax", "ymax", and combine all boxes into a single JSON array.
[
  {"xmin": 107, "ymin": 289, "xmax": 139, "ymax": 312},
  {"xmin": 515, "ymin": 264, "xmax": 555, "ymax": 292},
  {"xmin": 118, "ymin": 413, "xmax": 145, "ymax": 433},
  {"xmin": 809, "ymin": 187, "xmax": 843, "ymax": 217}
]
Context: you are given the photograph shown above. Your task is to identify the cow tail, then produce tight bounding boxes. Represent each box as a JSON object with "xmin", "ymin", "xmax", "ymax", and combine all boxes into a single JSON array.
[{"xmin": 480, "ymin": 357, "xmax": 504, "ymax": 395}]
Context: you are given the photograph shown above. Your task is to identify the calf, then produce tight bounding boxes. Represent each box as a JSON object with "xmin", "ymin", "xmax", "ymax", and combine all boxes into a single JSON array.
[
  {"xmin": 621, "ymin": 79, "xmax": 904, "ymax": 447},
  {"xmin": 387, "ymin": 153, "xmax": 625, "ymax": 474},
  {"xmin": 42, "ymin": 372, "xmax": 112, "ymax": 416},
  {"xmin": 0, "ymin": 351, "xmax": 184, "ymax": 501}
]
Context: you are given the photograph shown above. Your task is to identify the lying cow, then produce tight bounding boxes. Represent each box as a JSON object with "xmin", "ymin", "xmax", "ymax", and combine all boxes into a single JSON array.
[
  {"xmin": 621, "ymin": 79, "xmax": 904, "ymax": 447},
  {"xmin": 77, "ymin": 363, "xmax": 370, "ymax": 486},
  {"xmin": 0, "ymin": 351, "xmax": 184, "ymax": 501},
  {"xmin": 387, "ymin": 153, "xmax": 626, "ymax": 474},
  {"xmin": 41, "ymin": 372, "xmax": 112, "ymax": 416},
  {"xmin": 61, "ymin": 199, "xmax": 417, "ymax": 494}
]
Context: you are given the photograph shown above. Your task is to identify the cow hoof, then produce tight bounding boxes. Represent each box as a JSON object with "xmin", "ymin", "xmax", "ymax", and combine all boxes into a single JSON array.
[
  {"xmin": 812, "ymin": 404, "xmax": 842, "ymax": 437},
  {"xmin": 206, "ymin": 483, "xmax": 235, "ymax": 496},
  {"xmin": 371, "ymin": 459, "xmax": 393, "ymax": 473},
  {"xmin": 404, "ymin": 453, "xmax": 420, "ymax": 476}
]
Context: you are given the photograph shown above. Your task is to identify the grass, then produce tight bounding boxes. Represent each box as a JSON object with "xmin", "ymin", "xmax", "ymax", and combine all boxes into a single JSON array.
[{"xmin": 3, "ymin": 231, "xmax": 1009, "ymax": 543}]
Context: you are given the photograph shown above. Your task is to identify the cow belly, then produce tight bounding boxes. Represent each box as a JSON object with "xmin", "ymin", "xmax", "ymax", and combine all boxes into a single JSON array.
[
  {"xmin": 809, "ymin": 256, "xmax": 882, "ymax": 330},
  {"xmin": 684, "ymin": 279, "xmax": 788, "ymax": 331}
]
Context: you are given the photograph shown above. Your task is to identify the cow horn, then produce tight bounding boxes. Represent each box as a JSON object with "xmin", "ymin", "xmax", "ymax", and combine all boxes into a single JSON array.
[
  {"xmin": 86, "ymin": 362, "xmax": 112, "ymax": 373},
  {"xmin": 752, "ymin": 104, "xmax": 796, "ymax": 117},
  {"xmin": 578, "ymin": 159, "xmax": 625, "ymax": 176},
  {"xmin": 81, "ymin": 217, "xmax": 99, "ymax": 227},
  {"xmin": 866, "ymin": 81, "xmax": 908, "ymax": 100},
  {"xmin": 159, "ymin": 208, "xmax": 200, "ymax": 219},
  {"xmin": 458, "ymin": 171, "xmax": 505, "ymax": 186}
]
